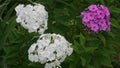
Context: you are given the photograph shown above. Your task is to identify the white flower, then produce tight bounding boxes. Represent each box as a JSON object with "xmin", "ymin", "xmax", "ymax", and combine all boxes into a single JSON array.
[
  {"xmin": 28, "ymin": 33, "xmax": 73, "ymax": 68},
  {"xmin": 15, "ymin": 3, "xmax": 48, "ymax": 34}
]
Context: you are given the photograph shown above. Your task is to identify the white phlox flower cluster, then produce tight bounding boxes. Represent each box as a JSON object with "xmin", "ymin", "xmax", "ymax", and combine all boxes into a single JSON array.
[
  {"xmin": 28, "ymin": 33, "xmax": 73, "ymax": 68},
  {"xmin": 15, "ymin": 3, "xmax": 48, "ymax": 34}
]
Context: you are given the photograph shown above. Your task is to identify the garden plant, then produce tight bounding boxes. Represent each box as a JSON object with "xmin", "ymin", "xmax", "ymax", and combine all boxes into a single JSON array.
[{"xmin": 0, "ymin": 0, "xmax": 120, "ymax": 68}]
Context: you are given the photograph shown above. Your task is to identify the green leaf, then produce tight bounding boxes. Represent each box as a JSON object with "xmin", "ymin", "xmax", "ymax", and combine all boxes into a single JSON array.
[
  {"xmin": 28, "ymin": 62, "xmax": 43, "ymax": 67},
  {"xmin": 44, "ymin": 0, "xmax": 54, "ymax": 6},
  {"xmin": 79, "ymin": 33, "xmax": 86, "ymax": 46},
  {"xmin": 2, "ymin": 16, "xmax": 16, "ymax": 44},
  {"xmin": 3, "ymin": 46, "xmax": 18, "ymax": 54},
  {"xmin": 98, "ymin": 34, "xmax": 106, "ymax": 46},
  {"xmin": 86, "ymin": 65, "xmax": 95, "ymax": 68},
  {"xmin": 100, "ymin": 0, "xmax": 106, "ymax": 5},
  {"xmin": 0, "ymin": 0, "xmax": 11, "ymax": 16},
  {"xmin": 110, "ymin": 18, "xmax": 120, "ymax": 29},
  {"xmin": 100, "ymin": 56, "xmax": 113, "ymax": 67},
  {"xmin": 3, "ymin": 3, "xmax": 17, "ymax": 21},
  {"xmin": 100, "ymin": 47, "xmax": 116, "ymax": 57},
  {"xmin": 72, "ymin": 41, "xmax": 81, "ymax": 54},
  {"xmin": 106, "ymin": 0, "xmax": 114, "ymax": 4},
  {"xmin": 56, "ymin": 0, "xmax": 74, "ymax": 9},
  {"xmin": 107, "ymin": 31, "xmax": 115, "ymax": 38},
  {"xmin": 80, "ymin": 57, "xmax": 86, "ymax": 66},
  {"xmin": 4, "ymin": 53, "xmax": 19, "ymax": 65},
  {"xmin": 109, "ymin": 6, "xmax": 120, "ymax": 13},
  {"xmin": 85, "ymin": 47, "xmax": 98, "ymax": 53}
]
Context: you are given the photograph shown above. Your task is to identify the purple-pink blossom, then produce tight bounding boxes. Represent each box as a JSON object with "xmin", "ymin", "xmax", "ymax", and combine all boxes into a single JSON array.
[
  {"xmin": 81, "ymin": 4, "xmax": 111, "ymax": 33},
  {"xmin": 88, "ymin": 5, "xmax": 98, "ymax": 11},
  {"xmin": 91, "ymin": 23, "xmax": 99, "ymax": 33}
]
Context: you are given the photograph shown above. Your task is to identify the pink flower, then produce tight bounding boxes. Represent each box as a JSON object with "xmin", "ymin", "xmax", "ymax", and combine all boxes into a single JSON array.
[
  {"xmin": 96, "ymin": 10, "xmax": 105, "ymax": 18},
  {"xmin": 90, "ymin": 23, "xmax": 99, "ymax": 33},
  {"xmin": 100, "ymin": 23, "xmax": 107, "ymax": 31},
  {"xmin": 86, "ymin": 21, "xmax": 93, "ymax": 28},
  {"xmin": 88, "ymin": 5, "xmax": 98, "ymax": 11},
  {"xmin": 98, "ymin": 19, "xmax": 106, "ymax": 25},
  {"xmin": 83, "ymin": 15, "xmax": 90, "ymax": 22},
  {"xmin": 81, "ymin": 4, "xmax": 111, "ymax": 33},
  {"xmin": 87, "ymin": 12, "xmax": 95, "ymax": 20},
  {"xmin": 100, "ymin": 5, "xmax": 110, "ymax": 16}
]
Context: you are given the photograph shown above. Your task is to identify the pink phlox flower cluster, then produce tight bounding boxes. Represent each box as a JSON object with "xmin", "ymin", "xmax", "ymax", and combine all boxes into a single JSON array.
[{"xmin": 81, "ymin": 4, "xmax": 111, "ymax": 33}]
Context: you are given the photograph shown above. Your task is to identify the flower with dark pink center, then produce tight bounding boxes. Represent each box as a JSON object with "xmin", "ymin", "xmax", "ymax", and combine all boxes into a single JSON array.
[
  {"xmin": 90, "ymin": 23, "xmax": 99, "ymax": 33},
  {"xmin": 88, "ymin": 5, "xmax": 98, "ymax": 11}
]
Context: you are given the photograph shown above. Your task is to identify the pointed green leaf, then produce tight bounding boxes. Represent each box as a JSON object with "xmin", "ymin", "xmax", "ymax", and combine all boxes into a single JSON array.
[
  {"xmin": 80, "ymin": 33, "xmax": 86, "ymax": 46},
  {"xmin": 98, "ymin": 34, "xmax": 106, "ymax": 46},
  {"xmin": 110, "ymin": 18, "xmax": 120, "ymax": 29},
  {"xmin": 80, "ymin": 57, "xmax": 86, "ymax": 66}
]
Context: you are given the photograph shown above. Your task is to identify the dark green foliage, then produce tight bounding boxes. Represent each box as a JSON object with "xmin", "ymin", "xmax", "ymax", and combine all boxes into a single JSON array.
[{"xmin": 0, "ymin": 0, "xmax": 120, "ymax": 68}]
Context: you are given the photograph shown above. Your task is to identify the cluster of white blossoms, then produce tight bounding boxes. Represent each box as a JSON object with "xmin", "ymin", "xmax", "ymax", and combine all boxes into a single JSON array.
[
  {"xmin": 15, "ymin": 3, "xmax": 48, "ymax": 34},
  {"xmin": 15, "ymin": 3, "xmax": 73, "ymax": 68},
  {"xmin": 28, "ymin": 33, "xmax": 73, "ymax": 68}
]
